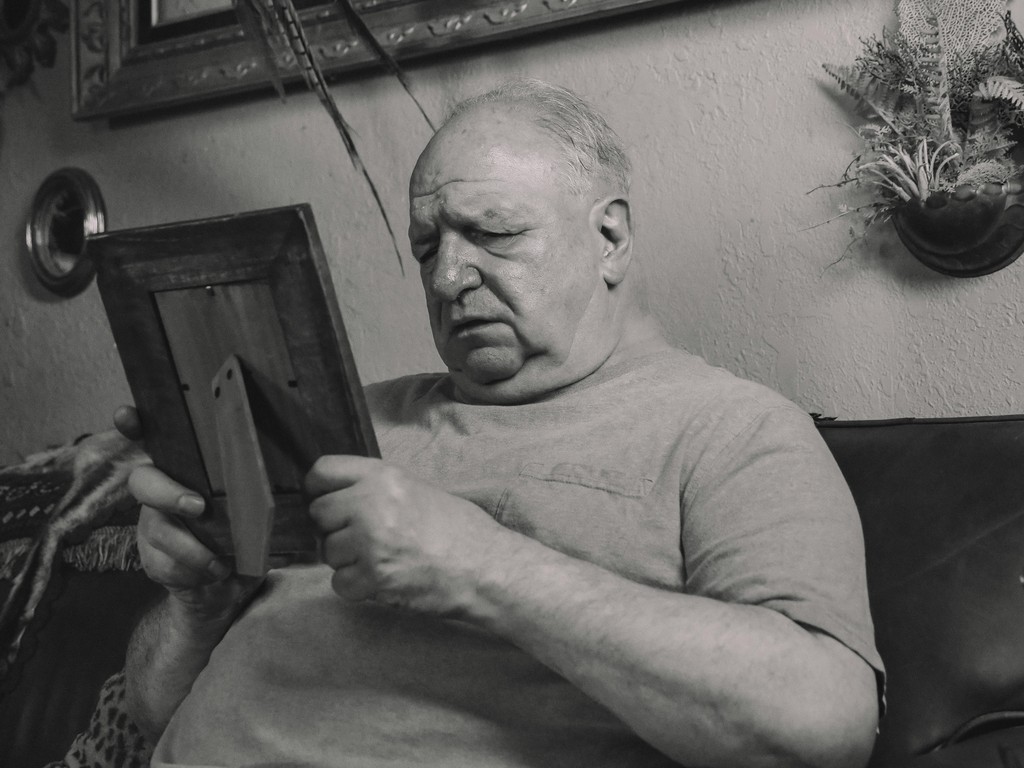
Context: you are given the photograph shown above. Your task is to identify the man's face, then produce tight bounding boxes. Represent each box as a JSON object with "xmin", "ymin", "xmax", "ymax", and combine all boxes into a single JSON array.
[{"xmin": 408, "ymin": 105, "xmax": 621, "ymax": 404}]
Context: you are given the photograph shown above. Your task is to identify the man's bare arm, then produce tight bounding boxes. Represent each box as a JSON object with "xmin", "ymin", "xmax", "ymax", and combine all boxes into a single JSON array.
[
  {"xmin": 307, "ymin": 456, "xmax": 879, "ymax": 768},
  {"xmin": 124, "ymin": 464, "xmax": 261, "ymax": 742},
  {"xmin": 465, "ymin": 526, "xmax": 878, "ymax": 768},
  {"xmin": 125, "ymin": 593, "xmax": 238, "ymax": 742}
]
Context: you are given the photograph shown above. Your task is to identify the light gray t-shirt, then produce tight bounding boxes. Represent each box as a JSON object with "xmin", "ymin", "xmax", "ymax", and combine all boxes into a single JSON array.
[{"xmin": 153, "ymin": 347, "xmax": 882, "ymax": 767}]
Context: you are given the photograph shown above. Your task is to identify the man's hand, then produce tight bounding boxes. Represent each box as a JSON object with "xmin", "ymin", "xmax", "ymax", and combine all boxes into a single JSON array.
[
  {"xmin": 115, "ymin": 405, "xmax": 264, "ymax": 742},
  {"xmin": 115, "ymin": 406, "xmax": 260, "ymax": 620},
  {"xmin": 130, "ymin": 464, "xmax": 262, "ymax": 617},
  {"xmin": 305, "ymin": 456, "xmax": 506, "ymax": 616}
]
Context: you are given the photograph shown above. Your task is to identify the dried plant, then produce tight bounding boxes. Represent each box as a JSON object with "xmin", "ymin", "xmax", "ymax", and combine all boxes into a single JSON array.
[
  {"xmin": 236, "ymin": 0, "xmax": 436, "ymax": 271},
  {"xmin": 823, "ymin": 0, "xmax": 1024, "ymax": 228}
]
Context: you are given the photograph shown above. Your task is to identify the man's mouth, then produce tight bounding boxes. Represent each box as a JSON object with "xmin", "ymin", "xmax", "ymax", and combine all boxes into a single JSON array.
[
  {"xmin": 449, "ymin": 316, "xmax": 499, "ymax": 335},
  {"xmin": 454, "ymin": 319, "xmax": 492, "ymax": 331}
]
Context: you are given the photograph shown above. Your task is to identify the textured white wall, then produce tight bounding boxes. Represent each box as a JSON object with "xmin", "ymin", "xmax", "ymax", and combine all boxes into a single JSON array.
[{"xmin": 2, "ymin": 0, "xmax": 1023, "ymax": 460}]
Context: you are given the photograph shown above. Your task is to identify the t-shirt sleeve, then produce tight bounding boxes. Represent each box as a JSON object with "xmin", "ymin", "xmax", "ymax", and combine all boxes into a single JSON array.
[{"xmin": 681, "ymin": 403, "xmax": 885, "ymax": 681}]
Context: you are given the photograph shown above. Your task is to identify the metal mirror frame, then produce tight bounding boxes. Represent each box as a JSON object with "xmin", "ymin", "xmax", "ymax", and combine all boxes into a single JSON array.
[{"xmin": 25, "ymin": 167, "xmax": 107, "ymax": 297}]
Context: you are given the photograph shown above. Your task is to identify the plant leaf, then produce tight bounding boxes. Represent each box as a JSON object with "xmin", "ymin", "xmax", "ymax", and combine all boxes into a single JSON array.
[
  {"xmin": 823, "ymin": 63, "xmax": 906, "ymax": 135},
  {"xmin": 235, "ymin": 0, "xmax": 287, "ymax": 101},
  {"xmin": 271, "ymin": 0, "xmax": 405, "ymax": 272},
  {"xmin": 335, "ymin": 0, "xmax": 435, "ymax": 131},
  {"xmin": 914, "ymin": 5, "xmax": 958, "ymax": 145}
]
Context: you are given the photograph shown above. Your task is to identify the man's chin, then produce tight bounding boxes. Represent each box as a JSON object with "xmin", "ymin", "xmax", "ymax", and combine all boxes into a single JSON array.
[
  {"xmin": 445, "ymin": 346, "xmax": 523, "ymax": 383},
  {"xmin": 445, "ymin": 356, "xmax": 531, "ymax": 404},
  {"xmin": 450, "ymin": 374, "xmax": 534, "ymax": 405},
  {"xmin": 448, "ymin": 363, "xmax": 563, "ymax": 405},
  {"xmin": 450, "ymin": 363, "xmax": 518, "ymax": 389},
  {"xmin": 444, "ymin": 347, "xmax": 577, "ymax": 404}
]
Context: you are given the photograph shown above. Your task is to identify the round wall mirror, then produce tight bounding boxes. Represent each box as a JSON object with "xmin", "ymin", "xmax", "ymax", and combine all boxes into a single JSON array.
[{"xmin": 25, "ymin": 168, "xmax": 107, "ymax": 297}]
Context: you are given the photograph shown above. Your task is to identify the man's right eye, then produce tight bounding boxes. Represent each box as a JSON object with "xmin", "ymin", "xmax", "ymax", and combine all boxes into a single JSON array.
[{"xmin": 413, "ymin": 247, "xmax": 437, "ymax": 265}]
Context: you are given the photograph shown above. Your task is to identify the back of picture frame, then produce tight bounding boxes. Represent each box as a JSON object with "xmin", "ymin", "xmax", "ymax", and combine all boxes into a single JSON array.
[{"xmin": 90, "ymin": 204, "xmax": 379, "ymax": 574}]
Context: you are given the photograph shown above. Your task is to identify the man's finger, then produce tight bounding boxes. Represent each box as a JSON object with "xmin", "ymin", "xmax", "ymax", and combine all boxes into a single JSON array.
[
  {"xmin": 138, "ymin": 506, "xmax": 218, "ymax": 569},
  {"xmin": 138, "ymin": 528, "xmax": 229, "ymax": 585},
  {"xmin": 129, "ymin": 464, "xmax": 206, "ymax": 518},
  {"xmin": 304, "ymin": 455, "xmax": 383, "ymax": 497},
  {"xmin": 321, "ymin": 525, "xmax": 361, "ymax": 570},
  {"xmin": 114, "ymin": 405, "xmax": 144, "ymax": 441},
  {"xmin": 331, "ymin": 563, "xmax": 376, "ymax": 602},
  {"xmin": 308, "ymin": 492, "xmax": 355, "ymax": 531}
]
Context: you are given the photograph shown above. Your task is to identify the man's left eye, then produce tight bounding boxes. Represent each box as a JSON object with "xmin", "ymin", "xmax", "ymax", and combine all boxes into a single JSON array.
[{"xmin": 471, "ymin": 229, "xmax": 521, "ymax": 247}]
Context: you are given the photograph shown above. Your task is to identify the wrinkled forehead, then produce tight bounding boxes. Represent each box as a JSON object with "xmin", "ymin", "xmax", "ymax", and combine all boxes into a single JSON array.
[{"xmin": 410, "ymin": 105, "xmax": 564, "ymax": 197}]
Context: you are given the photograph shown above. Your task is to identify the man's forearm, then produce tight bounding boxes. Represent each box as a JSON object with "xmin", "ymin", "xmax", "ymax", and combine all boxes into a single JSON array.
[
  {"xmin": 124, "ymin": 595, "xmax": 237, "ymax": 744},
  {"xmin": 465, "ymin": 528, "xmax": 878, "ymax": 768}
]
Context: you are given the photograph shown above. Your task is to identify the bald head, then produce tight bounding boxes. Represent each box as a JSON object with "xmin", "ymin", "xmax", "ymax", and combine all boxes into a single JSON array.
[{"xmin": 441, "ymin": 79, "xmax": 631, "ymax": 197}]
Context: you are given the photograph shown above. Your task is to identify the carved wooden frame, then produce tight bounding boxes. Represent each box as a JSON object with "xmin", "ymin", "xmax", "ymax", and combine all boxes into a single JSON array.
[{"xmin": 70, "ymin": 0, "xmax": 676, "ymax": 120}]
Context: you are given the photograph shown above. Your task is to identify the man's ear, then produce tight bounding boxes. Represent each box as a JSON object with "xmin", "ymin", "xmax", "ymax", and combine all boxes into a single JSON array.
[{"xmin": 592, "ymin": 197, "xmax": 632, "ymax": 286}]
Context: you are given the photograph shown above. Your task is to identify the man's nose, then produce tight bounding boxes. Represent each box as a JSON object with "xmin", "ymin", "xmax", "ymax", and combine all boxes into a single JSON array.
[{"xmin": 428, "ymin": 237, "xmax": 483, "ymax": 302}]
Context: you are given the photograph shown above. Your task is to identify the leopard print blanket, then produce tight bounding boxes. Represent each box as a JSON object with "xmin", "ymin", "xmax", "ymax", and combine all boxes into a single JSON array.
[{"xmin": 43, "ymin": 671, "xmax": 154, "ymax": 768}]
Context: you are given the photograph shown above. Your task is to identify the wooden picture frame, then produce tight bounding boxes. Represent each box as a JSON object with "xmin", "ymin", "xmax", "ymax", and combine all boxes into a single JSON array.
[
  {"xmin": 91, "ymin": 204, "xmax": 379, "ymax": 574},
  {"xmin": 71, "ymin": 0, "xmax": 678, "ymax": 120}
]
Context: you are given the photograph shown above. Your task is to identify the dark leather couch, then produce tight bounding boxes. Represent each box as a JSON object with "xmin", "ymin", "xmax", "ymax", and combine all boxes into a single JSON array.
[
  {"xmin": 818, "ymin": 415, "xmax": 1024, "ymax": 767},
  {"xmin": 3, "ymin": 415, "xmax": 1024, "ymax": 767}
]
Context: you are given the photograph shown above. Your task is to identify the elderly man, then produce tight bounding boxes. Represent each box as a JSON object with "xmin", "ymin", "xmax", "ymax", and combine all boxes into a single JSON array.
[{"xmin": 124, "ymin": 80, "xmax": 883, "ymax": 768}]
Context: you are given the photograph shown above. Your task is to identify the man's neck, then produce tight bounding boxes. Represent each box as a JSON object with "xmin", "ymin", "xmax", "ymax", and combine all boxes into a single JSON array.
[
  {"xmin": 599, "ymin": 312, "xmax": 671, "ymax": 369},
  {"xmin": 449, "ymin": 312, "xmax": 671, "ymax": 405},
  {"xmin": 537, "ymin": 313, "xmax": 671, "ymax": 400}
]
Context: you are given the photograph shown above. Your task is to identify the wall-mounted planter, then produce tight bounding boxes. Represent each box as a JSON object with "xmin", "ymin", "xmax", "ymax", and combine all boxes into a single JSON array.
[{"xmin": 893, "ymin": 179, "xmax": 1024, "ymax": 277}]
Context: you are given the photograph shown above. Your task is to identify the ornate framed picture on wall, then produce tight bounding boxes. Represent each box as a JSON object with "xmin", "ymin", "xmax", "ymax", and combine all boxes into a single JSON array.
[{"xmin": 70, "ymin": 0, "xmax": 675, "ymax": 121}]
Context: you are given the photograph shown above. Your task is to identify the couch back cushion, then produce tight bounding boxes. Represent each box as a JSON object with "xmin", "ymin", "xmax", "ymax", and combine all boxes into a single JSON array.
[{"xmin": 818, "ymin": 416, "xmax": 1024, "ymax": 766}]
